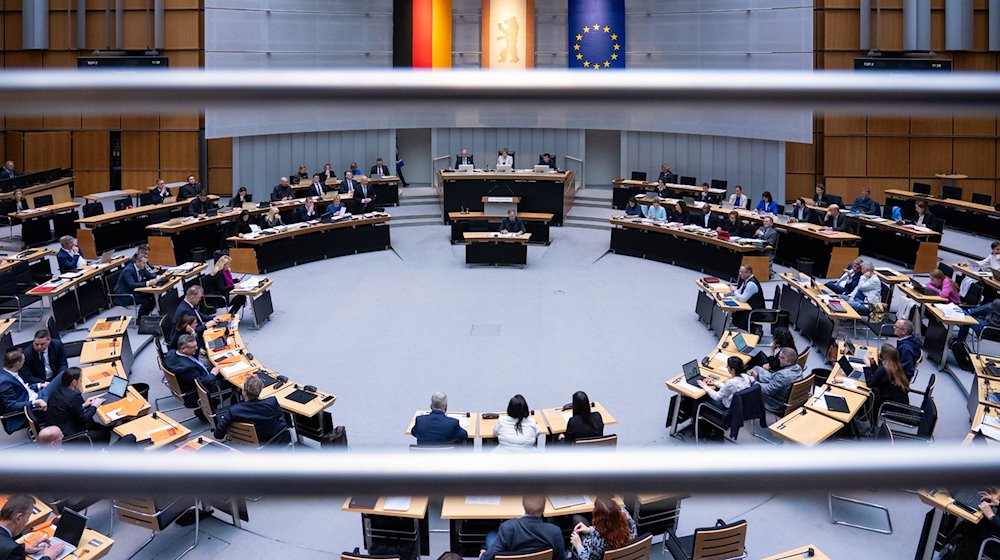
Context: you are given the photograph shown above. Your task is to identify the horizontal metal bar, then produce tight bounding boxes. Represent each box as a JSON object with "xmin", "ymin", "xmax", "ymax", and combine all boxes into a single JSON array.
[
  {"xmin": 0, "ymin": 444, "xmax": 997, "ymax": 497},
  {"xmin": 0, "ymin": 69, "xmax": 998, "ymax": 115}
]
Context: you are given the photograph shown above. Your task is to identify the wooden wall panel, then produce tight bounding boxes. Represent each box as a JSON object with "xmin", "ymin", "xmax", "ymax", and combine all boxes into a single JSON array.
[
  {"xmin": 72, "ymin": 131, "xmax": 109, "ymax": 169},
  {"xmin": 81, "ymin": 114, "xmax": 121, "ymax": 129},
  {"xmin": 121, "ymin": 171, "xmax": 160, "ymax": 191},
  {"xmin": 910, "ymin": 138, "xmax": 953, "ymax": 177},
  {"xmin": 826, "ymin": 177, "xmax": 909, "ymax": 203},
  {"xmin": 954, "ymin": 115, "xmax": 997, "ymax": 136},
  {"xmin": 121, "ymin": 132, "xmax": 160, "ymax": 169},
  {"xmin": 160, "ymin": 131, "xmax": 199, "ymax": 170},
  {"xmin": 785, "ymin": 173, "xmax": 817, "ymax": 202},
  {"xmin": 208, "ymin": 168, "xmax": 233, "ymax": 195},
  {"xmin": 910, "ymin": 117, "xmax": 952, "ymax": 136},
  {"xmin": 159, "ymin": 113, "xmax": 199, "ymax": 130},
  {"xmin": 954, "ymin": 138, "xmax": 997, "ymax": 178},
  {"xmin": 163, "ymin": 11, "xmax": 200, "ymax": 50},
  {"xmin": 6, "ymin": 115, "xmax": 43, "ymax": 129},
  {"xmin": 43, "ymin": 114, "xmax": 81, "ymax": 130},
  {"xmin": 867, "ymin": 116, "xmax": 908, "ymax": 135},
  {"xmin": 866, "ymin": 137, "xmax": 909, "ymax": 177},
  {"xmin": 121, "ymin": 114, "xmax": 160, "ymax": 130},
  {"xmin": 824, "ymin": 137, "xmax": 867, "ymax": 177},
  {"xmin": 5, "ymin": 133, "xmax": 24, "ymax": 171},
  {"xmin": 785, "ymin": 142, "xmax": 814, "ymax": 173},
  {"xmin": 73, "ymin": 171, "xmax": 110, "ymax": 197},
  {"xmin": 825, "ymin": 116, "xmax": 866, "ymax": 134},
  {"xmin": 963, "ymin": 179, "xmax": 997, "ymax": 203},
  {"xmin": 23, "ymin": 132, "xmax": 71, "ymax": 171},
  {"xmin": 823, "ymin": 11, "xmax": 858, "ymax": 50}
]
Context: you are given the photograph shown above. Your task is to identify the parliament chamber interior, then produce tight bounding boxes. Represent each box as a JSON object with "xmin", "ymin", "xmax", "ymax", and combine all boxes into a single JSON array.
[{"xmin": 1, "ymin": 1, "xmax": 1000, "ymax": 559}]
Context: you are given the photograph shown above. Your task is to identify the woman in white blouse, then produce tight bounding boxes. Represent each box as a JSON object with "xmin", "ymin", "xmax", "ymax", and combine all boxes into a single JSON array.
[
  {"xmin": 493, "ymin": 394, "xmax": 540, "ymax": 451},
  {"xmin": 497, "ymin": 147, "xmax": 514, "ymax": 167}
]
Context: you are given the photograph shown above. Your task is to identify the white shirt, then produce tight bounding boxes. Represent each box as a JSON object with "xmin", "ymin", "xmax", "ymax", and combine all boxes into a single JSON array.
[
  {"xmin": 492, "ymin": 416, "xmax": 540, "ymax": 451},
  {"xmin": 975, "ymin": 254, "xmax": 1000, "ymax": 270},
  {"xmin": 4, "ymin": 367, "xmax": 36, "ymax": 401},
  {"xmin": 497, "ymin": 154, "xmax": 513, "ymax": 166}
]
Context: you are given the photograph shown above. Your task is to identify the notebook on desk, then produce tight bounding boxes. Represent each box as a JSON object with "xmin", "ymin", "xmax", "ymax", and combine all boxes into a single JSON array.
[
  {"xmin": 285, "ymin": 389, "xmax": 318, "ymax": 405},
  {"xmin": 824, "ymin": 394, "xmax": 851, "ymax": 413}
]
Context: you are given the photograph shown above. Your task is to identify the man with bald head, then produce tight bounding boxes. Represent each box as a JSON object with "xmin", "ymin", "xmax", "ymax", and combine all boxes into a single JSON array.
[
  {"xmin": 749, "ymin": 347, "xmax": 803, "ymax": 414},
  {"xmin": 823, "ymin": 204, "xmax": 849, "ymax": 232},
  {"xmin": 480, "ymin": 496, "xmax": 565, "ymax": 560},
  {"xmin": 271, "ymin": 177, "xmax": 294, "ymax": 202}
]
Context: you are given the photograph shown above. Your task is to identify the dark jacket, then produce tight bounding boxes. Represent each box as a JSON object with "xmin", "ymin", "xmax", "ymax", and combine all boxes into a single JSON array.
[
  {"xmin": 697, "ymin": 211, "xmax": 719, "ymax": 229},
  {"xmin": 658, "ymin": 171, "xmax": 678, "ymax": 184},
  {"xmin": 455, "ymin": 155, "xmax": 475, "ymax": 167},
  {"xmin": 178, "ymin": 183, "xmax": 202, "ymax": 200},
  {"xmin": 0, "ymin": 370, "xmax": 33, "ymax": 433},
  {"xmin": 45, "ymin": 384, "xmax": 95, "ymax": 437},
  {"xmin": 188, "ymin": 198, "xmax": 216, "ymax": 216},
  {"xmin": 339, "ymin": 179, "xmax": 357, "ymax": 194},
  {"xmin": 270, "ymin": 184, "xmax": 294, "ymax": 201},
  {"xmin": 164, "ymin": 350, "xmax": 216, "ymax": 408},
  {"xmin": 564, "ymin": 412, "xmax": 604, "ymax": 443},
  {"xmin": 20, "ymin": 339, "xmax": 68, "ymax": 382},
  {"xmin": 56, "ymin": 248, "xmax": 84, "ymax": 273},
  {"xmin": 298, "ymin": 205, "xmax": 320, "ymax": 222},
  {"xmin": 112, "ymin": 265, "xmax": 155, "ymax": 306},
  {"xmin": 411, "ymin": 409, "xmax": 467, "ymax": 446},
  {"xmin": 823, "ymin": 212, "xmax": 849, "ymax": 232},
  {"xmin": 864, "ymin": 365, "xmax": 910, "ymax": 413},
  {"xmin": 0, "ymin": 526, "xmax": 55, "ymax": 560},
  {"xmin": 306, "ymin": 182, "xmax": 327, "ymax": 198},
  {"xmin": 791, "ymin": 206, "xmax": 818, "ymax": 225},
  {"xmin": 912, "ymin": 211, "xmax": 942, "ymax": 232},
  {"xmin": 214, "ymin": 397, "xmax": 289, "ymax": 445},
  {"xmin": 501, "ymin": 216, "xmax": 525, "ymax": 233},
  {"xmin": 371, "ymin": 164, "xmax": 391, "ymax": 176},
  {"xmin": 896, "ymin": 336, "xmax": 923, "ymax": 380},
  {"xmin": 172, "ymin": 299, "xmax": 214, "ymax": 336},
  {"xmin": 150, "ymin": 187, "xmax": 171, "ymax": 204},
  {"xmin": 229, "ymin": 194, "xmax": 252, "ymax": 208},
  {"xmin": 481, "ymin": 516, "xmax": 566, "ymax": 560},
  {"xmin": 718, "ymin": 218, "xmax": 745, "ymax": 236}
]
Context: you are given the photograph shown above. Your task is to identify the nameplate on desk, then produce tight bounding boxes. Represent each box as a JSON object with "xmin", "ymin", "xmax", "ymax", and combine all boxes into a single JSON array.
[{"xmin": 485, "ymin": 196, "xmax": 515, "ymax": 203}]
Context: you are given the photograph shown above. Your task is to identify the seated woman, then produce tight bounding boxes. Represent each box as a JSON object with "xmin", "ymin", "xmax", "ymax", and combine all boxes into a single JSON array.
[
  {"xmin": 644, "ymin": 198, "xmax": 667, "ymax": 222},
  {"xmin": 229, "ymin": 186, "xmax": 252, "ymax": 208},
  {"xmin": 755, "ymin": 191, "xmax": 778, "ymax": 214},
  {"xmin": 924, "ymin": 268, "xmax": 960, "ymax": 305},
  {"xmin": 623, "ymin": 199, "xmax": 643, "ymax": 218},
  {"xmin": 326, "ymin": 194, "xmax": 348, "ymax": 216},
  {"xmin": 493, "ymin": 394, "xmax": 541, "ymax": 451},
  {"xmin": 236, "ymin": 209, "xmax": 256, "ymax": 235},
  {"xmin": 697, "ymin": 356, "xmax": 752, "ymax": 409},
  {"xmin": 652, "ymin": 178, "xmax": 670, "ymax": 198},
  {"xmin": 862, "ymin": 344, "xmax": 910, "ymax": 413},
  {"xmin": 570, "ymin": 495, "xmax": 637, "ymax": 560},
  {"xmin": 262, "ymin": 206, "xmax": 283, "ymax": 228},
  {"xmin": 11, "ymin": 188, "xmax": 29, "ymax": 212},
  {"xmin": 294, "ymin": 163, "xmax": 309, "ymax": 183},
  {"xmin": 563, "ymin": 391, "xmax": 604, "ymax": 443},
  {"xmin": 208, "ymin": 255, "xmax": 235, "ymax": 303},
  {"xmin": 170, "ymin": 313, "xmax": 203, "ymax": 351},
  {"xmin": 497, "ymin": 147, "xmax": 513, "ymax": 167},
  {"xmin": 763, "ymin": 327, "xmax": 797, "ymax": 371},
  {"xmin": 717, "ymin": 211, "xmax": 744, "ymax": 236},
  {"xmin": 668, "ymin": 200, "xmax": 691, "ymax": 224}
]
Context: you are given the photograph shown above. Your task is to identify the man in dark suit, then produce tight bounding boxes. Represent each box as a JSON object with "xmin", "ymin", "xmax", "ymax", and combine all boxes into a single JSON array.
[
  {"xmin": 56, "ymin": 235, "xmax": 85, "ymax": 273},
  {"xmin": 0, "ymin": 161, "xmax": 16, "ymax": 180},
  {"xmin": 822, "ymin": 204, "xmax": 850, "ymax": 232},
  {"xmin": 339, "ymin": 172, "xmax": 357, "ymax": 195},
  {"xmin": 789, "ymin": 197, "xmax": 817, "ymax": 225},
  {"xmin": 214, "ymin": 375, "xmax": 289, "ymax": 446},
  {"xmin": 165, "ymin": 334, "xmax": 226, "ymax": 408},
  {"xmin": 697, "ymin": 208, "xmax": 719, "ymax": 229},
  {"xmin": 319, "ymin": 164, "xmax": 337, "ymax": 183},
  {"xmin": 0, "ymin": 494, "xmax": 64, "ymax": 560},
  {"xmin": 0, "ymin": 349, "xmax": 47, "ymax": 434},
  {"xmin": 695, "ymin": 183, "xmax": 713, "ymax": 204},
  {"xmin": 307, "ymin": 174, "xmax": 326, "ymax": 198},
  {"xmin": 370, "ymin": 157, "xmax": 391, "ymax": 177},
  {"xmin": 178, "ymin": 175, "xmax": 202, "ymax": 200},
  {"xmin": 894, "ymin": 319, "xmax": 923, "ymax": 380},
  {"xmin": 538, "ymin": 153, "xmax": 557, "ymax": 170},
  {"xmin": 270, "ymin": 177, "xmax": 294, "ymax": 202},
  {"xmin": 187, "ymin": 190, "xmax": 216, "ymax": 216},
  {"xmin": 480, "ymin": 496, "xmax": 565, "ymax": 560},
  {"xmin": 412, "ymin": 392, "xmax": 467, "ymax": 446},
  {"xmin": 455, "ymin": 149, "xmax": 474, "ymax": 168},
  {"xmin": 149, "ymin": 179, "xmax": 172, "ymax": 204},
  {"xmin": 173, "ymin": 285, "xmax": 220, "ymax": 336},
  {"xmin": 20, "ymin": 329, "xmax": 67, "ymax": 384},
  {"xmin": 298, "ymin": 198, "xmax": 320, "ymax": 222},
  {"xmin": 45, "ymin": 367, "xmax": 110, "ymax": 444},
  {"xmin": 113, "ymin": 254, "xmax": 158, "ymax": 317},
  {"xmin": 500, "ymin": 209, "xmax": 525, "ymax": 234},
  {"xmin": 355, "ymin": 176, "xmax": 375, "ymax": 213}
]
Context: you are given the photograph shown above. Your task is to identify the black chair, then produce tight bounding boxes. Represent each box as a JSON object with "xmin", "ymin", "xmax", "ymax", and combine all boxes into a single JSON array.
[
  {"xmin": 159, "ymin": 315, "xmax": 175, "ymax": 347},
  {"xmin": 972, "ymin": 193, "xmax": 992, "ymax": 206},
  {"xmin": 747, "ymin": 285, "xmax": 785, "ymax": 339},
  {"xmin": 113, "ymin": 198, "xmax": 130, "ymax": 211},
  {"xmin": 710, "ymin": 179, "xmax": 727, "ymax": 190},
  {"xmin": 939, "ymin": 262, "xmax": 954, "ymax": 279},
  {"xmin": 679, "ymin": 176, "xmax": 697, "ymax": 186},
  {"xmin": 693, "ymin": 384, "xmax": 768, "ymax": 443},
  {"xmin": 138, "ymin": 192, "xmax": 154, "ymax": 206},
  {"xmin": 878, "ymin": 394, "xmax": 937, "ymax": 443},
  {"xmin": 32, "ymin": 194, "xmax": 53, "ymax": 207},
  {"xmin": 82, "ymin": 202, "xmax": 104, "ymax": 218},
  {"xmin": 912, "ymin": 182, "xmax": 932, "ymax": 195},
  {"xmin": 666, "ymin": 518, "xmax": 747, "ymax": 560}
]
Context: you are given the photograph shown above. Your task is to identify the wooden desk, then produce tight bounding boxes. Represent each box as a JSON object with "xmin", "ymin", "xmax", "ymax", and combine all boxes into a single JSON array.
[
  {"xmin": 95, "ymin": 387, "xmax": 150, "ymax": 424},
  {"xmin": 79, "ymin": 361, "xmax": 127, "ymax": 394},
  {"xmin": 610, "ymin": 179, "xmax": 725, "ymax": 209},
  {"xmin": 0, "ymin": 176, "xmax": 73, "ymax": 207},
  {"xmin": 826, "ymin": 342, "xmax": 874, "ymax": 395},
  {"xmin": 463, "ymin": 232, "xmax": 531, "ymax": 266},
  {"xmin": 0, "ymin": 317, "xmax": 15, "ymax": 355},
  {"xmin": 923, "ymin": 302, "xmax": 978, "ymax": 367},
  {"xmin": 439, "ymin": 170, "xmax": 574, "ymax": 226},
  {"xmin": 804, "ymin": 385, "xmax": 867, "ymax": 423},
  {"xmin": 0, "ymin": 495, "xmax": 51, "ymax": 529},
  {"xmin": 779, "ymin": 272, "xmax": 861, "ymax": 360},
  {"xmin": 83, "ymin": 189, "xmax": 141, "ymax": 202},
  {"xmin": 885, "ymin": 188, "xmax": 999, "ymax": 239},
  {"xmin": 405, "ymin": 410, "xmax": 477, "ymax": 439},
  {"xmin": 449, "ymin": 211, "xmax": 554, "ymax": 245},
  {"xmin": 270, "ymin": 383, "xmax": 336, "ymax": 417},
  {"xmin": 172, "ymin": 436, "xmax": 238, "ymax": 454},
  {"xmin": 479, "ymin": 410, "xmax": 549, "ymax": 438},
  {"xmin": 79, "ymin": 337, "xmax": 126, "ymax": 364},
  {"xmin": 825, "ymin": 206, "xmax": 940, "ymax": 271},
  {"xmin": 955, "ymin": 263, "xmax": 1000, "ymax": 302},
  {"xmin": 768, "ymin": 408, "xmax": 845, "ymax": 446},
  {"xmin": 9, "ymin": 201, "xmax": 80, "ymax": 249},
  {"xmin": 75, "ymin": 196, "xmax": 219, "ymax": 259},
  {"xmin": 342, "ymin": 496, "xmax": 430, "ymax": 519},
  {"xmin": 86, "ymin": 316, "xmax": 132, "ymax": 339},
  {"xmin": 544, "ymin": 496, "xmax": 599, "ymax": 517},
  {"xmin": 695, "ymin": 278, "xmax": 751, "ymax": 337},
  {"xmin": 665, "ymin": 368, "xmax": 733, "ymax": 436},
  {"xmin": 113, "ymin": 412, "xmax": 190, "ymax": 450},
  {"xmin": 761, "ymin": 545, "xmax": 830, "ymax": 560},
  {"xmin": 25, "ymin": 257, "xmax": 129, "ymax": 332},
  {"xmin": 231, "ymin": 277, "xmax": 274, "ymax": 329},
  {"xmin": 542, "ymin": 402, "xmax": 616, "ymax": 435},
  {"xmin": 343, "ymin": 495, "xmax": 430, "ymax": 556},
  {"xmin": 440, "ymin": 496, "xmax": 525, "ymax": 519}
]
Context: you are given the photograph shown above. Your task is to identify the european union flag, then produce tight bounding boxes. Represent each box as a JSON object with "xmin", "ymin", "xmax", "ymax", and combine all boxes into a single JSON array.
[{"xmin": 568, "ymin": 0, "xmax": 626, "ymax": 70}]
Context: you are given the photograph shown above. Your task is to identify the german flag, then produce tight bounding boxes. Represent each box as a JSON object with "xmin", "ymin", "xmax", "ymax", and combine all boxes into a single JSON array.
[{"xmin": 394, "ymin": 0, "xmax": 453, "ymax": 68}]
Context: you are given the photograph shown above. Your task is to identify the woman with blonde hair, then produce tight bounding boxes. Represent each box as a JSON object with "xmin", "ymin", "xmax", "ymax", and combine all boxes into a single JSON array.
[
  {"xmin": 208, "ymin": 255, "xmax": 235, "ymax": 303},
  {"xmin": 263, "ymin": 206, "xmax": 283, "ymax": 228}
]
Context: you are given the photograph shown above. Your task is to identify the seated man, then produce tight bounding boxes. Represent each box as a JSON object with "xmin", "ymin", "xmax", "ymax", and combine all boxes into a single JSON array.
[
  {"xmin": 501, "ymin": 209, "xmax": 525, "ymax": 235},
  {"xmin": 538, "ymin": 153, "xmax": 557, "ymax": 170},
  {"xmin": 44, "ymin": 367, "xmax": 110, "ymax": 444},
  {"xmin": 178, "ymin": 175, "xmax": 202, "ymax": 200},
  {"xmin": 480, "ymin": 496, "xmax": 565, "ymax": 560},
  {"xmin": 187, "ymin": 189, "xmax": 216, "ymax": 217},
  {"xmin": 370, "ymin": 157, "xmax": 391, "ymax": 177},
  {"xmin": 307, "ymin": 173, "xmax": 326, "ymax": 198},
  {"xmin": 822, "ymin": 204, "xmax": 850, "ymax": 232},
  {"xmin": 0, "ymin": 494, "xmax": 66, "ymax": 560},
  {"xmin": 270, "ymin": 177, "xmax": 294, "ymax": 202},
  {"xmin": 726, "ymin": 264, "xmax": 765, "ymax": 331},
  {"xmin": 20, "ymin": 329, "xmax": 67, "ymax": 384},
  {"xmin": 851, "ymin": 186, "xmax": 881, "ymax": 215},
  {"xmin": 149, "ymin": 179, "xmax": 172, "ymax": 204},
  {"xmin": 214, "ymin": 375, "xmax": 290, "ymax": 446},
  {"xmin": 113, "ymin": 254, "xmax": 158, "ymax": 317},
  {"xmin": 412, "ymin": 391, "xmax": 467, "ymax": 446},
  {"xmin": 298, "ymin": 197, "xmax": 320, "ymax": 222},
  {"xmin": 893, "ymin": 320, "xmax": 923, "ymax": 379},
  {"xmin": 56, "ymin": 235, "xmax": 85, "ymax": 273},
  {"xmin": 173, "ymin": 285, "xmax": 220, "ymax": 335},
  {"xmin": 749, "ymin": 347, "xmax": 803, "ymax": 414},
  {"xmin": 753, "ymin": 216, "xmax": 780, "ymax": 268},
  {"xmin": 0, "ymin": 349, "xmax": 47, "ymax": 433},
  {"xmin": 165, "ymin": 334, "xmax": 227, "ymax": 408},
  {"xmin": 824, "ymin": 258, "xmax": 863, "ymax": 295},
  {"xmin": 959, "ymin": 299, "xmax": 1000, "ymax": 342},
  {"xmin": 456, "ymin": 149, "xmax": 475, "ymax": 168},
  {"xmin": 339, "ymin": 171, "xmax": 357, "ymax": 195}
]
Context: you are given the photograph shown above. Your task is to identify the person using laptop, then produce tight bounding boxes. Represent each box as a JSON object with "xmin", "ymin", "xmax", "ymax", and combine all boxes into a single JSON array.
[
  {"xmin": 813, "ymin": 183, "xmax": 833, "ymax": 207},
  {"xmin": 112, "ymin": 254, "xmax": 159, "ymax": 317},
  {"xmin": 55, "ymin": 236, "xmax": 84, "ymax": 273},
  {"xmin": 500, "ymin": 209, "xmax": 525, "ymax": 235},
  {"xmin": 748, "ymin": 347, "xmax": 803, "ymax": 414},
  {"xmin": 825, "ymin": 258, "xmax": 863, "ymax": 295},
  {"xmin": 371, "ymin": 157, "xmax": 391, "ymax": 177},
  {"xmin": 172, "ymin": 285, "xmax": 220, "ymax": 336},
  {"xmin": 892, "ymin": 320, "xmax": 923, "ymax": 380},
  {"xmin": 846, "ymin": 262, "xmax": 881, "ymax": 315},
  {"xmin": 214, "ymin": 375, "xmax": 289, "ymax": 446},
  {"xmin": 45, "ymin": 367, "xmax": 111, "ymax": 444},
  {"xmin": 188, "ymin": 189, "xmax": 216, "ymax": 217},
  {"xmin": 480, "ymin": 496, "xmax": 565, "ymax": 560},
  {"xmin": 727, "ymin": 184, "xmax": 750, "ymax": 209},
  {"xmin": 861, "ymin": 344, "xmax": 909, "ymax": 414},
  {"xmin": 496, "ymin": 148, "xmax": 513, "ymax": 168},
  {"xmin": 924, "ymin": 268, "xmax": 961, "ymax": 305},
  {"xmin": 697, "ymin": 356, "xmax": 752, "ymax": 409},
  {"xmin": 755, "ymin": 191, "xmax": 778, "ymax": 214},
  {"xmin": 0, "ymin": 494, "xmax": 64, "ymax": 560},
  {"xmin": 412, "ymin": 392, "xmax": 467, "ymax": 446},
  {"xmin": 228, "ymin": 186, "xmax": 252, "ymax": 208}
]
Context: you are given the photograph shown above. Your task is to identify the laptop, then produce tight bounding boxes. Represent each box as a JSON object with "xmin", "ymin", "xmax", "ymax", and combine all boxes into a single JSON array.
[
  {"xmin": 681, "ymin": 196, "xmax": 696, "ymax": 207},
  {"xmin": 458, "ymin": 164, "xmax": 475, "ymax": 173},
  {"xmin": 103, "ymin": 375, "xmax": 129, "ymax": 404},
  {"xmin": 838, "ymin": 355, "xmax": 864, "ymax": 380},
  {"xmin": 732, "ymin": 333, "xmax": 752, "ymax": 354},
  {"xmin": 948, "ymin": 488, "xmax": 989, "ymax": 514},
  {"xmin": 824, "ymin": 394, "xmax": 851, "ymax": 413},
  {"xmin": 533, "ymin": 165, "xmax": 551, "ymax": 174},
  {"xmin": 496, "ymin": 164, "xmax": 512, "ymax": 173},
  {"xmin": 630, "ymin": 171, "xmax": 647, "ymax": 182},
  {"xmin": 910, "ymin": 278, "xmax": 927, "ymax": 294},
  {"xmin": 682, "ymin": 359, "xmax": 705, "ymax": 384},
  {"xmin": 30, "ymin": 508, "xmax": 87, "ymax": 560}
]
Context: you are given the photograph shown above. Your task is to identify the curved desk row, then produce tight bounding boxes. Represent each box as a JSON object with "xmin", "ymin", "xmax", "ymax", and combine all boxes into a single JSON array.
[
  {"xmin": 75, "ymin": 195, "xmax": 220, "ymax": 258},
  {"xmin": 611, "ymin": 178, "xmax": 726, "ymax": 208},
  {"xmin": 885, "ymin": 189, "xmax": 1000, "ymax": 240}
]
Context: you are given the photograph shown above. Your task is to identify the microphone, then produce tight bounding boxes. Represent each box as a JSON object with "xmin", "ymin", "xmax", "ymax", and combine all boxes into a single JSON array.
[{"xmin": 771, "ymin": 547, "xmax": 815, "ymax": 560}]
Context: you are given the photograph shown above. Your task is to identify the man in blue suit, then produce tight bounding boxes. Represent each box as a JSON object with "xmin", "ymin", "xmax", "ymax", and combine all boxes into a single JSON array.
[
  {"xmin": 20, "ymin": 329, "xmax": 67, "ymax": 383},
  {"xmin": 56, "ymin": 236, "xmax": 85, "ymax": 273},
  {"xmin": 412, "ymin": 392, "xmax": 467, "ymax": 446},
  {"xmin": 0, "ymin": 349, "xmax": 47, "ymax": 433},
  {"xmin": 164, "ymin": 334, "xmax": 226, "ymax": 408},
  {"xmin": 214, "ymin": 375, "xmax": 289, "ymax": 446},
  {"xmin": 480, "ymin": 496, "xmax": 565, "ymax": 560},
  {"xmin": 113, "ymin": 254, "xmax": 158, "ymax": 316},
  {"xmin": 894, "ymin": 319, "xmax": 923, "ymax": 380},
  {"xmin": 172, "ymin": 285, "xmax": 220, "ymax": 336},
  {"xmin": 455, "ymin": 149, "xmax": 475, "ymax": 168}
]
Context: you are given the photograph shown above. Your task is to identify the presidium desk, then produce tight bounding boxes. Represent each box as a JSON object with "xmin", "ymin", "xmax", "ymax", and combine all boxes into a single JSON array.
[{"xmin": 437, "ymin": 170, "xmax": 575, "ymax": 226}]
